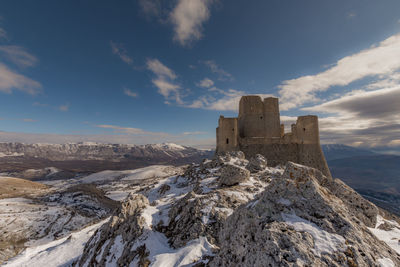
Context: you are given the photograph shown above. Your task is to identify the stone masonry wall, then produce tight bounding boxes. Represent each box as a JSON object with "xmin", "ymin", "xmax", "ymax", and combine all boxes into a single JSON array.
[{"xmin": 216, "ymin": 95, "xmax": 331, "ymax": 177}]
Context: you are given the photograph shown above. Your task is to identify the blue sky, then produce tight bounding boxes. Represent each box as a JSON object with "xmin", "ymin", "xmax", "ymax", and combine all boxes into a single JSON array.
[{"xmin": 0, "ymin": 0, "xmax": 400, "ymax": 148}]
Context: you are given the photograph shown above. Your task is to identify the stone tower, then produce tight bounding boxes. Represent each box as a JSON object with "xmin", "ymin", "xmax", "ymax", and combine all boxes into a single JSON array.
[{"xmin": 216, "ymin": 95, "xmax": 331, "ymax": 177}]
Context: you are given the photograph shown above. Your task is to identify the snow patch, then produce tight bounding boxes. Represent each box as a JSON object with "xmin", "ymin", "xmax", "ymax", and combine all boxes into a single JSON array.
[
  {"xmin": 368, "ymin": 215, "xmax": 400, "ymax": 254},
  {"xmin": 122, "ymin": 166, "xmax": 173, "ymax": 181},
  {"xmin": 281, "ymin": 213, "xmax": 346, "ymax": 256},
  {"xmin": 377, "ymin": 258, "xmax": 395, "ymax": 267},
  {"xmin": 3, "ymin": 219, "xmax": 108, "ymax": 267}
]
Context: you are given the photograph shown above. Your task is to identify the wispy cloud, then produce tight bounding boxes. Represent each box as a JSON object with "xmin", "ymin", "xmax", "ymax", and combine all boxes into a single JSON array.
[
  {"xmin": 278, "ymin": 33, "xmax": 400, "ymax": 110},
  {"xmin": 123, "ymin": 87, "xmax": 138, "ymax": 98},
  {"xmin": 182, "ymin": 131, "xmax": 208, "ymax": 135},
  {"xmin": 146, "ymin": 58, "xmax": 183, "ymax": 104},
  {"xmin": 197, "ymin": 77, "xmax": 214, "ymax": 88},
  {"xmin": 304, "ymin": 86, "xmax": 400, "ymax": 147},
  {"xmin": 145, "ymin": 59, "xmax": 267, "ymax": 111},
  {"xmin": 147, "ymin": 58, "xmax": 177, "ymax": 79},
  {"xmin": 170, "ymin": 0, "xmax": 214, "ymax": 46},
  {"xmin": 59, "ymin": 103, "xmax": 69, "ymax": 112},
  {"xmin": 202, "ymin": 60, "xmax": 233, "ymax": 81},
  {"xmin": 186, "ymin": 88, "xmax": 273, "ymax": 111},
  {"xmin": 110, "ymin": 41, "xmax": 133, "ymax": 65},
  {"xmin": 347, "ymin": 12, "xmax": 356, "ymax": 19},
  {"xmin": 97, "ymin": 124, "xmax": 168, "ymax": 136},
  {"xmin": 0, "ymin": 45, "xmax": 38, "ymax": 68},
  {"xmin": 0, "ymin": 63, "xmax": 42, "ymax": 94},
  {"xmin": 138, "ymin": 0, "xmax": 161, "ymax": 18}
]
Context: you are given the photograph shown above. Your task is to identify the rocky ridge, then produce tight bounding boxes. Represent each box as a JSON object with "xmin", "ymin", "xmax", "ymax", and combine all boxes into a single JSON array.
[{"xmin": 75, "ymin": 152, "xmax": 400, "ymax": 266}]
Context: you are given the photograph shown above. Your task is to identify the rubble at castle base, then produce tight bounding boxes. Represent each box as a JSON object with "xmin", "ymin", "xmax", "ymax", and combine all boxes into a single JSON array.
[{"xmin": 75, "ymin": 152, "xmax": 400, "ymax": 267}]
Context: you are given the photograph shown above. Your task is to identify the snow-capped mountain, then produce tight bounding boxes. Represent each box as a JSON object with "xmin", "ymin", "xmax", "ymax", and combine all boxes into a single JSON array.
[
  {"xmin": 0, "ymin": 142, "xmax": 212, "ymax": 161},
  {"xmin": 0, "ymin": 142, "xmax": 214, "ymax": 179},
  {"xmin": 4, "ymin": 152, "xmax": 399, "ymax": 266}
]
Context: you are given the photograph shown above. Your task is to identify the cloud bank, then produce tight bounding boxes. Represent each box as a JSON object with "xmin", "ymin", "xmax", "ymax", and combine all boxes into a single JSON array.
[{"xmin": 278, "ymin": 33, "xmax": 400, "ymax": 110}]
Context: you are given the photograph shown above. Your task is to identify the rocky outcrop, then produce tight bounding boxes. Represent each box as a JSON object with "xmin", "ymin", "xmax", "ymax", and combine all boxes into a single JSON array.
[
  {"xmin": 211, "ymin": 162, "xmax": 397, "ymax": 266},
  {"xmin": 76, "ymin": 194, "xmax": 149, "ymax": 266},
  {"xmin": 219, "ymin": 164, "xmax": 250, "ymax": 186},
  {"xmin": 246, "ymin": 154, "xmax": 267, "ymax": 173},
  {"xmin": 75, "ymin": 152, "xmax": 400, "ymax": 267}
]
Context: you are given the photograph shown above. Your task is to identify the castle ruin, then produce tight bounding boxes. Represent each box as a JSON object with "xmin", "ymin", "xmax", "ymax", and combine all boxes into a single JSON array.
[{"xmin": 216, "ymin": 95, "xmax": 331, "ymax": 177}]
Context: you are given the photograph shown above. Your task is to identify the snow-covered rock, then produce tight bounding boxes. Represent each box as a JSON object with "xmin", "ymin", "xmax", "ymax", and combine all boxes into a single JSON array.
[
  {"xmin": 74, "ymin": 152, "xmax": 400, "ymax": 266},
  {"xmin": 246, "ymin": 154, "xmax": 267, "ymax": 173},
  {"xmin": 219, "ymin": 164, "xmax": 250, "ymax": 186}
]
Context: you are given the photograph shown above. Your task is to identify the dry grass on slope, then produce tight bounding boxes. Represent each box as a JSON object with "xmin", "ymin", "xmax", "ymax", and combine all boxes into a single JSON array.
[{"xmin": 0, "ymin": 177, "xmax": 48, "ymax": 199}]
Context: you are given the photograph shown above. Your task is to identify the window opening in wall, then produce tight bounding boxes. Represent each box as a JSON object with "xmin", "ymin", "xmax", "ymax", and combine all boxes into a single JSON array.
[
  {"xmin": 303, "ymin": 128, "xmax": 306, "ymax": 131},
  {"xmin": 260, "ymin": 116, "xmax": 263, "ymax": 119},
  {"xmin": 226, "ymin": 138, "xmax": 229, "ymax": 144}
]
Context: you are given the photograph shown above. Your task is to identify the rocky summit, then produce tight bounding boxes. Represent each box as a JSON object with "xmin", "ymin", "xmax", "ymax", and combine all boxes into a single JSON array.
[{"xmin": 74, "ymin": 152, "xmax": 400, "ymax": 267}]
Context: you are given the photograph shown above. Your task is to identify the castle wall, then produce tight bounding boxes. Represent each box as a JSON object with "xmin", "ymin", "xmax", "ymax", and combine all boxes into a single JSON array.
[
  {"xmin": 216, "ymin": 116, "xmax": 238, "ymax": 153},
  {"xmin": 216, "ymin": 95, "xmax": 331, "ymax": 178},
  {"xmin": 238, "ymin": 143, "xmax": 331, "ymax": 177},
  {"xmin": 238, "ymin": 96, "xmax": 265, "ymax": 138},
  {"xmin": 293, "ymin": 116, "xmax": 320, "ymax": 144},
  {"xmin": 263, "ymin": 97, "xmax": 281, "ymax": 138}
]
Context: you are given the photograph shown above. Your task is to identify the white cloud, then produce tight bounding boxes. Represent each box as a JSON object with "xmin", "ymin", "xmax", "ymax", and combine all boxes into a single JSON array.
[
  {"xmin": 186, "ymin": 88, "xmax": 273, "ymax": 111},
  {"xmin": 146, "ymin": 58, "xmax": 183, "ymax": 104},
  {"xmin": 96, "ymin": 124, "xmax": 168, "ymax": 136},
  {"xmin": 303, "ymin": 86, "xmax": 400, "ymax": 119},
  {"xmin": 0, "ymin": 45, "xmax": 38, "ymax": 68},
  {"xmin": 170, "ymin": 0, "xmax": 213, "ymax": 46},
  {"xmin": 138, "ymin": 0, "xmax": 161, "ymax": 18},
  {"xmin": 123, "ymin": 88, "xmax": 138, "ymax": 98},
  {"xmin": 182, "ymin": 131, "xmax": 208, "ymax": 135},
  {"xmin": 197, "ymin": 78, "xmax": 214, "ymax": 88},
  {"xmin": 0, "ymin": 63, "xmax": 42, "ymax": 94},
  {"xmin": 146, "ymin": 58, "xmax": 176, "ymax": 79},
  {"xmin": 59, "ymin": 104, "xmax": 69, "ymax": 112},
  {"xmin": 110, "ymin": 41, "xmax": 133, "ymax": 65},
  {"xmin": 303, "ymin": 86, "xmax": 400, "ymax": 147},
  {"xmin": 202, "ymin": 60, "xmax": 233, "ymax": 81},
  {"xmin": 278, "ymin": 33, "xmax": 400, "ymax": 110}
]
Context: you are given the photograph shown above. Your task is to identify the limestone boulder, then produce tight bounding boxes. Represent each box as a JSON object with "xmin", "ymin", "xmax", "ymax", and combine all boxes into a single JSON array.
[
  {"xmin": 219, "ymin": 164, "xmax": 250, "ymax": 186},
  {"xmin": 76, "ymin": 193, "xmax": 149, "ymax": 266},
  {"xmin": 246, "ymin": 154, "xmax": 267, "ymax": 173}
]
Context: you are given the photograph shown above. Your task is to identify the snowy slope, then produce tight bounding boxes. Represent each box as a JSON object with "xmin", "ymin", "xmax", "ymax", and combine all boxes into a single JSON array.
[{"xmin": 3, "ymin": 219, "xmax": 108, "ymax": 267}]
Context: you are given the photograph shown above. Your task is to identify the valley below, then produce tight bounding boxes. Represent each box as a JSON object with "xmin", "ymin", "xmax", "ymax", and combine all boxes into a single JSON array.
[{"xmin": 0, "ymin": 143, "xmax": 399, "ymax": 266}]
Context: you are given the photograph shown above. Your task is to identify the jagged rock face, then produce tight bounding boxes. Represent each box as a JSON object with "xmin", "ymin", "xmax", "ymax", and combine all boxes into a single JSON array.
[
  {"xmin": 211, "ymin": 162, "xmax": 398, "ymax": 266},
  {"xmin": 246, "ymin": 153, "xmax": 267, "ymax": 173},
  {"xmin": 75, "ymin": 153, "xmax": 400, "ymax": 267},
  {"xmin": 219, "ymin": 164, "xmax": 250, "ymax": 186},
  {"xmin": 77, "ymin": 194, "xmax": 149, "ymax": 266}
]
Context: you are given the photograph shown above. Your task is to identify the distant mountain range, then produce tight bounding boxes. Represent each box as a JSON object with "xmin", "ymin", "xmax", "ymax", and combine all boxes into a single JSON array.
[
  {"xmin": 322, "ymin": 144, "xmax": 400, "ymax": 215},
  {"xmin": 0, "ymin": 142, "xmax": 214, "ymax": 178},
  {"xmin": 1, "ymin": 142, "xmax": 399, "ymax": 215}
]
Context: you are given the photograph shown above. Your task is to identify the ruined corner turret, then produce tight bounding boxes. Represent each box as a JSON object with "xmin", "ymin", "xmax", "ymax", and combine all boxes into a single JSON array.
[{"xmin": 216, "ymin": 95, "xmax": 331, "ymax": 177}]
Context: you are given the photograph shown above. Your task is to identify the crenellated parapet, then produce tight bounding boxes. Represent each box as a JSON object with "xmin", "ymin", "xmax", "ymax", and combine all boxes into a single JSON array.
[{"xmin": 216, "ymin": 95, "xmax": 331, "ymax": 177}]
